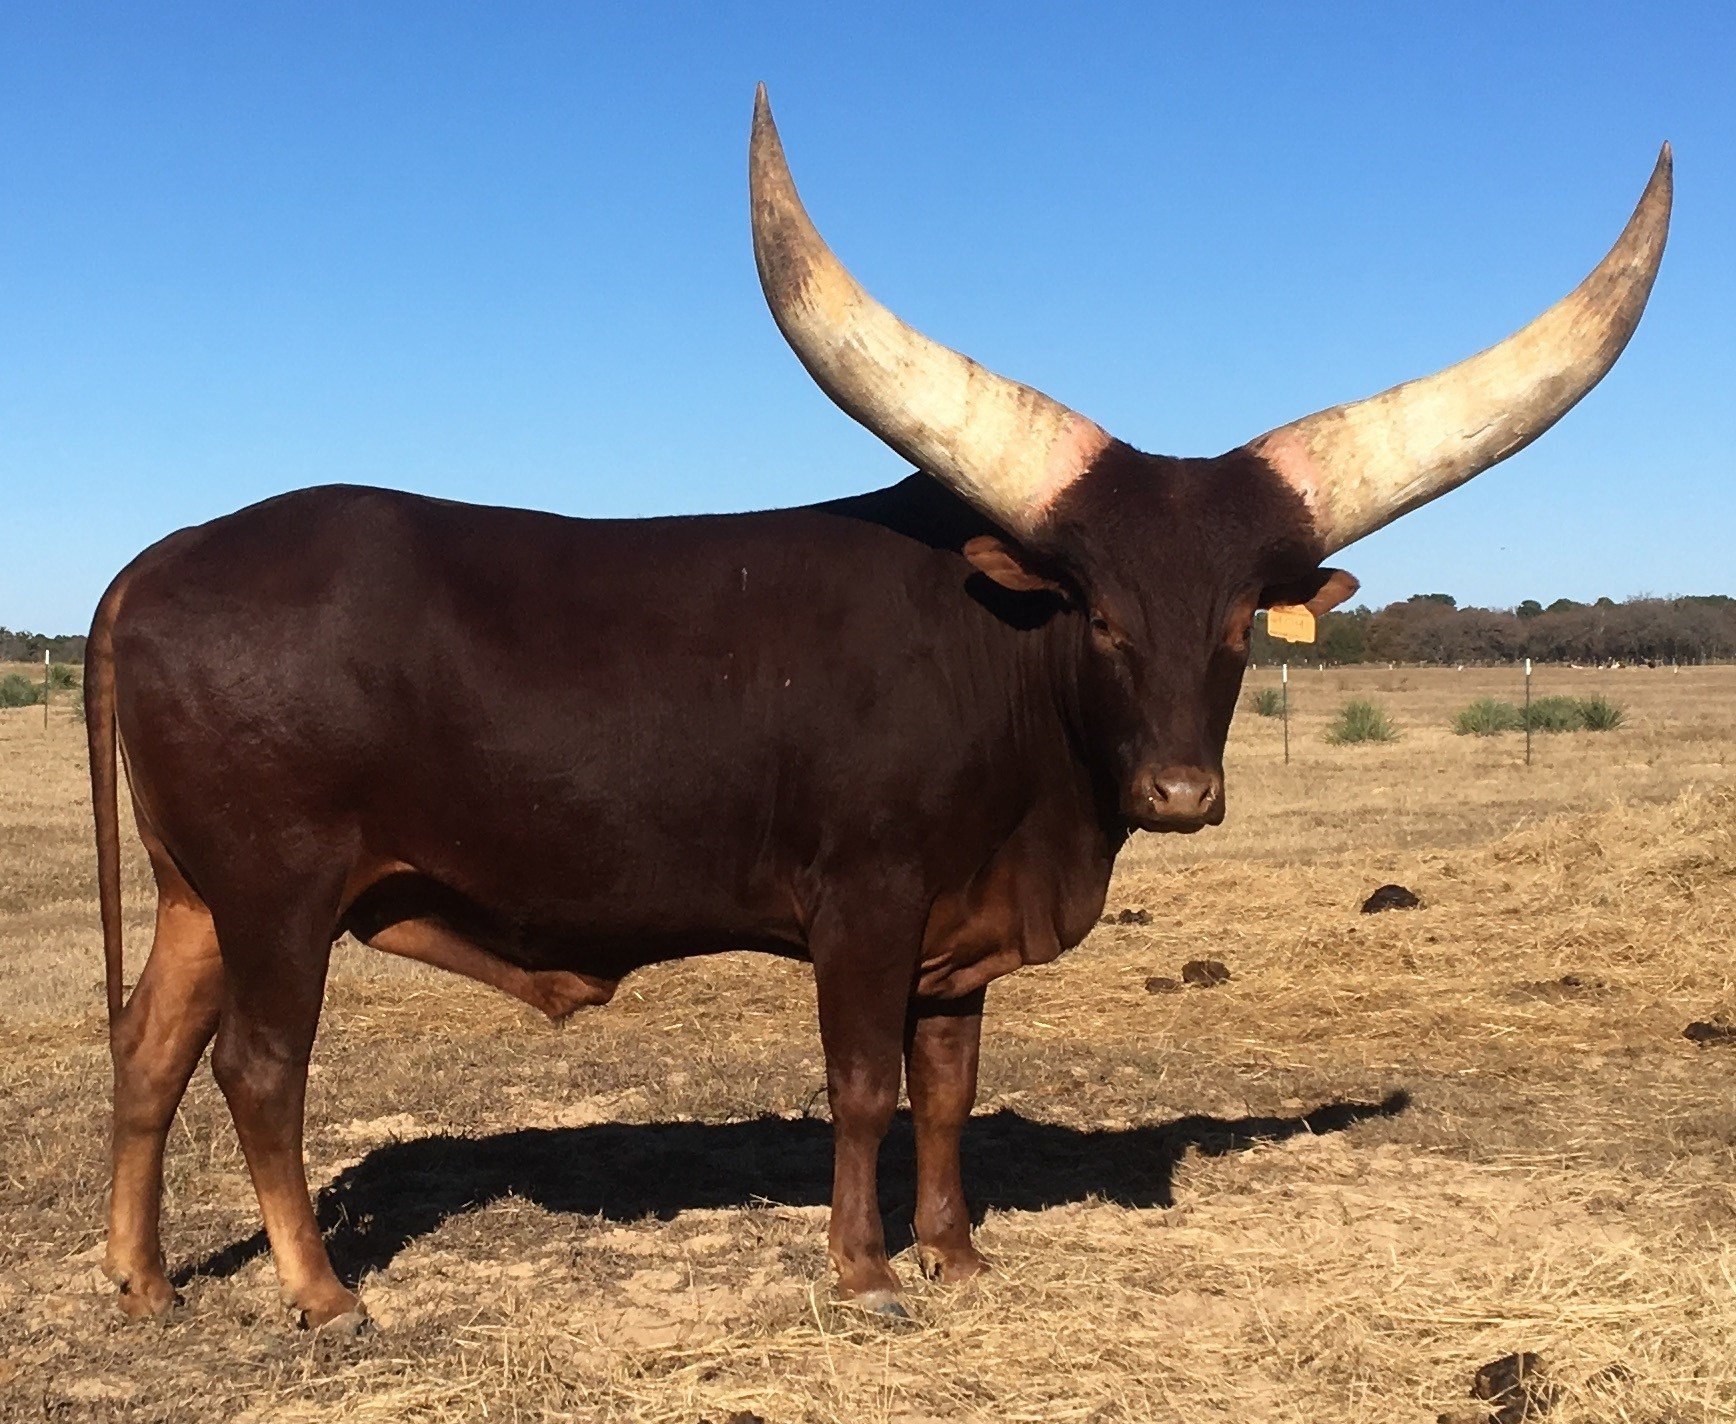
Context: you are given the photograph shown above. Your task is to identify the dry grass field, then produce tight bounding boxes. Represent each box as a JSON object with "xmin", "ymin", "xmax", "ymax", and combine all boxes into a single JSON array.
[{"xmin": 1, "ymin": 664, "xmax": 1732, "ymax": 1422}]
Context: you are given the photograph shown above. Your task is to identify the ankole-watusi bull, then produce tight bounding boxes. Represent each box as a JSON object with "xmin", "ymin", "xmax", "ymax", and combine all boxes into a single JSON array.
[{"xmin": 88, "ymin": 86, "xmax": 1669, "ymax": 1328}]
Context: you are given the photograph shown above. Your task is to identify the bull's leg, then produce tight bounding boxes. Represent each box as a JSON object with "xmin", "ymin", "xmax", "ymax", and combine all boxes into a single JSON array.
[
  {"xmin": 209, "ymin": 888, "xmax": 360, "ymax": 1331},
  {"xmin": 904, "ymin": 989, "xmax": 987, "ymax": 1284},
  {"xmin": 105, "ymin": 870, "xmax": 223, "ymax": 1318},
  {"xmin": 810, "ymin": 895, "xmax": 922, "ymax": 1314},
  {"xmin": 361, "ymin": 917, "xmax": 615, "ymax": 1020}
]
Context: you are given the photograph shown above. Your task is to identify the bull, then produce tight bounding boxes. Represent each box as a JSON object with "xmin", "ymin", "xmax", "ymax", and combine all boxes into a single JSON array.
[{"xmin": 87, "ymin": 88, "xmax": 1669, "ymax": 1328}]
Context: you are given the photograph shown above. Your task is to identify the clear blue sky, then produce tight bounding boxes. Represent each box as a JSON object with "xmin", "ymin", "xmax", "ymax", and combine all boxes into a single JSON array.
[{"xmin": 3, "ymin": 3, "xmax": 1731, "ymax": 633}]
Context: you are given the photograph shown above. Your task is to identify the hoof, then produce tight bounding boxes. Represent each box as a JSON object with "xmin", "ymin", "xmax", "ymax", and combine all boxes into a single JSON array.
[
  {"xmin": 308, "ymin": 1307, "xmax": 372, "ymax": 1338},
  {"xmin": 917, "ymin": 1245, "xmax": 989, "ymax": 1285},
  {"xmin": 295, "ymin": 1292, "xmax": 368, "ymax": 1334},
  {"xmin": 849, "ymin": 1290, "xmax": 910, "ymax": 1319},
  {"xmin": 114, "ymin": 1275, "xmax": 179, "ymax": 1320}
]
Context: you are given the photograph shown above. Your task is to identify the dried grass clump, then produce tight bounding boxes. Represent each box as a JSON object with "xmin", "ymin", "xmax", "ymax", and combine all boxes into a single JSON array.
[
  {"xmin": 1523, "ymin": 694, "xmax": 1585, "ymax": 732},
  {"xmin": 1453, "ymin": 696, "xmax": 1522, "ymax": 735},
  {"xmin": 1455, "ymin": 694, "xmax": 1626, "ymax": 737},
  {"xmin": 1489, "ymin": 783, "xmax": 1735, "ymax": 914},
  {"xmin": 0, "ymin": 672, "xmax": 41, "ymax": 707},
  {"xmin": 1248, "ymin": 687, "xmax": 1284, "ymax": 718},
  {"xmin": 1325, "ymin": 698, "xmax": 1398, "ymax": 744},
  {"xmin": 1576, "ymin": 694, "xmax": 1625, "ymax": 731}
]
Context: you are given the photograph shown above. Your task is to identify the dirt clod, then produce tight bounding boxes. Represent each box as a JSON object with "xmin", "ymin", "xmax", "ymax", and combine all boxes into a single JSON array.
[
  {"xmin": 699, "ymin": 1414, "xmax": 766, "ymax": 1424},
  {"xmin": 1471, "ymin": 1351, "xmax": 1559, "ymax": 1422},
  {"xmin": 1143, "ymin": 976, "xmax": 1183, "ymax": 994},
  {"xmin": 1181, "ymin": 959, "xmax": 1231, "ymax": 988},
  {"xmin": 1684, "ymin": 1020, "xmax": 1736, "ymax": 1046},
  {"xmin": 1103, "ymin": 907, "xmax": 1151, "ymax": 925},
  {"xmin": 1362, "ymin": 883, "xmax": 1422, "ymax": 913}
]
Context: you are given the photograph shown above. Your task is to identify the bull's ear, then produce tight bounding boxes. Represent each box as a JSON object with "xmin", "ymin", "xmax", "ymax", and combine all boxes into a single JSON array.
[
  {"xmin": 1262, "ymin": 567, "xmax": 1360, "ymax": 616},
  {"xmin": 962, "ymin": 535, "xmax": 1065, "ymax": 595}
]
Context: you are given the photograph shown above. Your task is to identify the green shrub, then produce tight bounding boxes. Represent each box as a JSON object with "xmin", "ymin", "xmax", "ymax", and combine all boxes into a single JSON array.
[
  {"xmin": 1576, "ymin": 695, "xmax": 1625, "ymax": 731},
  {"xmin": 48, "ymin": 663, "xmax": 79, "ymax": 692},
  {"xmin": 1248, "ymin": 687, "xmax": 1284, "ymax": 718},
  {"xmin": 0, "ymin": 674, "xmax": 42, "ymax": 708},
  {"xmin": 1325, "ymin": 699, "xmax": 1399, "ymax": 745},
  {"xmin": 1523, "ymin": 695, "xmax": 1584, "ymax": 733},
  {"xmin": 1453, "ymin": 697, "xmax": 1523, "ymax": 736}
]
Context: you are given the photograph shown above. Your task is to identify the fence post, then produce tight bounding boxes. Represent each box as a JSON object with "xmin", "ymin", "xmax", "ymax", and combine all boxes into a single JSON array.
[
  {"xmin": 42, "ymin": 649, "xmax": 50, "ymax": 731},
  {"xmin": 1282, "ymin": 662, "xmax": 1290, "ymax": 766},
  {"xmin": 1524, "ymin": 657, "xmax": 1532, "ymax": 767}
]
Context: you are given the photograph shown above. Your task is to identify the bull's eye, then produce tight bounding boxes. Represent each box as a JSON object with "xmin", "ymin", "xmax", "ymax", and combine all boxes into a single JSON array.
[{"xmin": 1088, "ymin": 610, "xmax": 1133, "ymax": 655}]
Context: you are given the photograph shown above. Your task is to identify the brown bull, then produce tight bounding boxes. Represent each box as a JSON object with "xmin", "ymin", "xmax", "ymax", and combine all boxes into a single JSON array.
[{"xmin": 89, "ymin": 88, "xmax": 1670, "ymax": 1328}]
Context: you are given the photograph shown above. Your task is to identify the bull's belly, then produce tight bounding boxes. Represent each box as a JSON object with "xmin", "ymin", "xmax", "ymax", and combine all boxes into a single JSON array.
[{"xmin": 340, "ymin": 865, "xmax": 810, "ymax": 1018}]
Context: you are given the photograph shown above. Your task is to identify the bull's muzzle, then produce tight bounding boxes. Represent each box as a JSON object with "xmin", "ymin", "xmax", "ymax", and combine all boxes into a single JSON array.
[{"xmin": 1125, "ymin": 766, "xmax": 1224, "ymax": 833}]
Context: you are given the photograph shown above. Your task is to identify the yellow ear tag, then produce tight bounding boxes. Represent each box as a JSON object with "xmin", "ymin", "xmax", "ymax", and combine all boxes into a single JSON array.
[{"xmin": 1264, "ymin": 604, "xmax": 1316, "ymax": 644}]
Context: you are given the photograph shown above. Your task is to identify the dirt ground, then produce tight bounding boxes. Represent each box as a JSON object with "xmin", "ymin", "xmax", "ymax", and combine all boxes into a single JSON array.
[{"xmin": 1, "ymin": 664, "xmax": 1732, "ymax": 1422}]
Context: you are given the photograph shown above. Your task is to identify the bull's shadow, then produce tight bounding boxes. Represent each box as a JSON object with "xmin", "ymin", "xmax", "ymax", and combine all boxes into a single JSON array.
[{"xmin": 178, "ymin": 1091, "xmax": 1408, "ymax": 1289}]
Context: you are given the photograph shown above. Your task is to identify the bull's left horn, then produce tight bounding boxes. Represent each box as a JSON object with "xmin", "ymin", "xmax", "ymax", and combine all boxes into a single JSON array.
[
  {"xmin": 1250, "ymin": 146, "xmax": 1672, "ymax": 555},
  {"xmin": 749, "ymin": 84, "xmax": 1110, "ymax": 537}
]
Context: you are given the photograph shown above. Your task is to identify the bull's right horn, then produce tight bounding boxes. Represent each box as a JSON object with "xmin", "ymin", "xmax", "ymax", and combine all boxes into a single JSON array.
[
  {"xmin": 1250, "ymin": 146, "xmax": 1672, "ymax": 556},
  {"xmin": 749, "ymin": 85, "xmax": 1111, "ymax": 538}
]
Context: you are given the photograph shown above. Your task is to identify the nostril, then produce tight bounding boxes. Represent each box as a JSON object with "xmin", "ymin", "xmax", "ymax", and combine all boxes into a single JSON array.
[{"xmin": 1151, "ymin": 771, "xmax": 1216, "ymax": 813}]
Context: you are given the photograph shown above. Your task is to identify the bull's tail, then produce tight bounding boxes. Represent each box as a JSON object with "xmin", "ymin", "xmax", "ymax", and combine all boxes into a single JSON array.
[{"xmin": 86, "ymin": 585, "xmax": 125, "ymax": 1027}]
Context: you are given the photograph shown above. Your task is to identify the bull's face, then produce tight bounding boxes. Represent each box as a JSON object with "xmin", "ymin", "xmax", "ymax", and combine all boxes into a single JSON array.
[
  {"xmin": 1060, "ymin": 560, "xmax": 1245, "ymax": 834},
  {"xmin": 962, "ymin": 445, "xmax": 1359, "ymax": 833}
]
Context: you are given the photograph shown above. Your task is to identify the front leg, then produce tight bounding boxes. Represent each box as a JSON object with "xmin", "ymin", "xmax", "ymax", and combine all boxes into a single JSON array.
[
  {"xmin": 905, "ymin": 989, "xmax": 988, "ymax": 1283},
  {"xmin": 810, "ymin": 888, "xmax": 923, "ymax": 1314}
]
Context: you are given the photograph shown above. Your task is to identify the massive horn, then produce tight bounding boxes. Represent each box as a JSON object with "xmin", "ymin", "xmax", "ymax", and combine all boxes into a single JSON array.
[
  {"xmin": 1251, "ymin": 147, "xmax": 1671, "ymax": 556},
  {"xmin": 749, "ymin": 85, "xmax": 1110, "ymax": 537}
]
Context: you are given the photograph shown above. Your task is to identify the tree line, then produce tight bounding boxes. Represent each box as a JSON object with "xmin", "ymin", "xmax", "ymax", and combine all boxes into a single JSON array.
[
  {"xmin": 0, "ymin": 628, "xmax": 88, "ymax": 663},
  {"xmin": 1252, "ymin": 594, "xmax": 1736, "ymax": 667}
]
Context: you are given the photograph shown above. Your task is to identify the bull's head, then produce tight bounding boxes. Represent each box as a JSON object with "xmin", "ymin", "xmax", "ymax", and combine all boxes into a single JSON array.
[{"xmin": 749, "ymin": 86, "xmax": 1670, "ymax": 833}]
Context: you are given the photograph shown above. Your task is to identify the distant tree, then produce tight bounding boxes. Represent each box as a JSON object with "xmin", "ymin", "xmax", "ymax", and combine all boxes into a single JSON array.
[
  {"xmin": 1285, "ymin": 592, "xmax": 1736, "ymax": 667},
  {"xmin": 1306, "ymin": 605, "xmax": 1366, "ymax": 664},
  {"xmin": 0, "ymin": 628, "xmax": 87, "ymax": 663}
]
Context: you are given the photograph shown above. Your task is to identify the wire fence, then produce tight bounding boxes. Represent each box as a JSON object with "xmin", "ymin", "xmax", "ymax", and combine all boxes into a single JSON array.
[{"xmin": 1238, "ymin": 656, "xmax": 1696, "ymax": 761}]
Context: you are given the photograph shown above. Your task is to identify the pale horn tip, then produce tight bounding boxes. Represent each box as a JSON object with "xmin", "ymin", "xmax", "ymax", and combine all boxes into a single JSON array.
[{"xmin": 1642, "ymin": 142, "xmax": 1672, "ymax": 216}]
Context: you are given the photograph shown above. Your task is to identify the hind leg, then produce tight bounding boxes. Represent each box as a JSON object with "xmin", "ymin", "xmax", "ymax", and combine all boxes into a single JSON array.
[
  {"xmin": 209, "ymin": 881, "xmax": 360, "ymax": 1330},
  {"xmin": 105, "ymin": 858, "xmax": 223, "ymax": 1318}
]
